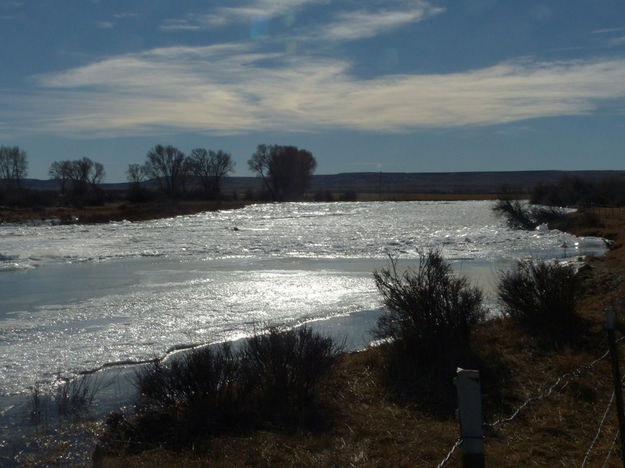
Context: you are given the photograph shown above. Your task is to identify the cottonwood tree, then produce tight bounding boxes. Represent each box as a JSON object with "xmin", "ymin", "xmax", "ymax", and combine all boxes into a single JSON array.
[
  {"xmin": 48, "ymin": 157, "xmax": 105, "ymax": 196},
  {"xmin": 0, "ymin": 145, "xmax": 28, "ymax": 189},
  {"xmin": 72, "ymin": 157, "xmax": 105, "ymax": 193},
  {"xmin": 48, "ymin": 160, "xmax": 73, "ymax": 194},
  {"xmin": 127, "ymin": 163, "xmax": 148, "ymax": 185},
  {"xmin": 144, "ymin": 144, "xmax": 188, "ymax": 196},
  {"xmin": 248, "ymin": 144, "xmax": 316, "ymax": 201},
  {"xmin": 126, "ymin": 163, "xmax": 150, "ymax": 202},
  {"xmin": 188, "ymin": 148, "xmax": 234, "ymax": 197}
]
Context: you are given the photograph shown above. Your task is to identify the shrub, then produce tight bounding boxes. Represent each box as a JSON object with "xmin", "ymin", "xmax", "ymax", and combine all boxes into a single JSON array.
[
  {"xmin": 498, "ymin": 259, "xmax": 581, "ymax": 346},
  {"xmin": 493, "ymin": 199, "xmax": 566, "ymax": 230},
  {"xmin": 240, "ymin": 326, "xmax": 342, "ymax": 426},
  {"xmin": 98, "ymin": 327, "xmax": 341, "ymax": 455},
  {"xmin": 135, "ymin": 344, "xmax": 241, "ymax": 435},
  {"xmin": 373, "ymin": 250, "xmax": 486, "ymax": 406}
]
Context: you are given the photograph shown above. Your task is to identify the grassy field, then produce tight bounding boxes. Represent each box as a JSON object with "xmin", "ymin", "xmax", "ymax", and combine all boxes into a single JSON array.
[{"xmin": 85, "ymin": 207, "xmax": 625, "ymax": 467}]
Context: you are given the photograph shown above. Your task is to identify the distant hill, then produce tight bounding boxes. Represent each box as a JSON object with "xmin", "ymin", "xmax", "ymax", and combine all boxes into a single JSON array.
[
  {"xmin": 19, "ymin": 170, "xmax": 625, "ymax": 195},
  {"xmin": 308, "ymin": 171, "xmax": 625, "ymax": 194}
]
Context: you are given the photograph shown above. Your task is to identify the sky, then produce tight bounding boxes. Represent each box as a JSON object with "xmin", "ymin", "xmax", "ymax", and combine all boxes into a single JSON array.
[{"xmin": 2, "ymin": 1, "xmax": 625, "ymax": 182}]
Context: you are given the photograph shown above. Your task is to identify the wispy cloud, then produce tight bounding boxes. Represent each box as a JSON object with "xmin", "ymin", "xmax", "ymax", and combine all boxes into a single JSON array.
[
  {"xmin": 320, "ymin": 3, "xmax": 444, "ymax": 41},
  {"xmin": 592, "ymin": 26, "xmax": 625, "ymax": 34},
  {"xmin": 97, "ymin": 21, "xmax": 114, "ymax": 29},
  {"xmin": 113, "ymin": 12, "xmax": 141, "ymax": 19},
  {"xmin": 160, "ymin": 19, "xmax": 204, "ymax": 31},
  {"xmin": 160, "ymin": 0, "xmax": 325, "ymax": 32},
  {"xmin": 8, "ymin": 47, "xmax": 625, "ymax": 138}
]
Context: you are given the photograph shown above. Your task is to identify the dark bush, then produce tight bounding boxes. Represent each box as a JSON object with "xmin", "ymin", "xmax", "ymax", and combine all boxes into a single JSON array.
[
  {"xmin": 498, "ymin": 259, "xmax": 581, "ymax": 346},
  {"xmin": 240, "ymin": 326, "xmax": 342, "ymax": 427},
  {"xmin": 98, "ymin": 327, "xmax": 341, "ymax": 455},
  {"xmin": 314, "ymin": 190, "xmax": 334, "ymax": 202},
  {"xmin": 339, "ymin": 190, "xmax": 357, "ymax": 201},
  {"xmin": 493, "ymin": 199, "xmax": 566, "ymax": 230},
  {"xmin": 373, "ymin": 250, "xmax": 486, "ymax": 407},
  {"xmin": 531, "ymin": 175, "xmax": 625, "ymax": 207},
  {"xmin": 135, "ymin": 344, "xmax": 240, "ymax": 434}
]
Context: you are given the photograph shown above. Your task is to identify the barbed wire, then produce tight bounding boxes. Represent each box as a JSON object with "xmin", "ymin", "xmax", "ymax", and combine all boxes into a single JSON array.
[
  {"xmin": 601, "ymin": 430, "xmax": 619, "ymax": 468},
  {"xmin": 485, "ymin": 336, "xmax": 625, "ymax": 429},
  {"xmin": 581, "ymin": 390, "xmax": 616, "ymax": 467},
  {"xmin": 437, "ymin": 437, "xmax": 462, "ymax": 468}
]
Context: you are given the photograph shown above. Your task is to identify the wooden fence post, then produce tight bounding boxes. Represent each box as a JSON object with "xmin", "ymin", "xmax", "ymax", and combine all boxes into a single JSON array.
[
  {"xmin": 456, "ymin": 368, "xmax": 485, "ymax": 468},
  {"xmin": 605, "ymin": 307, "xmax": 625, "ymax": 466}
]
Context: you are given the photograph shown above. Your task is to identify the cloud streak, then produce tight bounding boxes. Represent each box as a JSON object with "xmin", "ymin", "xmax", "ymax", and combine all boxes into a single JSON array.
[
  {"xmin": 320, "ymin": 3, "xmax": 444, "ymax": 41},
  {"xmin": 7, "ymin": 47, "xmax": 625, "ymax": 138},
  {"xmin": 160, "ymin": 0, "xmax": 326, "ymax": 31}
]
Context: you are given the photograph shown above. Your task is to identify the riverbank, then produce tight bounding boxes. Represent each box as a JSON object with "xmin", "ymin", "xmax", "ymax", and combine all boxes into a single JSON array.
[
  {"xmin": 0, "ymin": 193, "xmax": 511, "ymax": 225},
  {"xmin": 86, "ymin": 206, "xmax": 625, "ymax": 466},
  {"xmin": 0, "ymin": 200, "xmax": 251, "ymax": 224}
]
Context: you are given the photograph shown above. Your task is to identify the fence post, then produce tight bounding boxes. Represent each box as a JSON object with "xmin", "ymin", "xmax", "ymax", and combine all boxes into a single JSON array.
[
  {"xmin": 605, "ymin": 307, "xmax": 625, "ymax": 466},
  {"xmin": 456, "ymin": 368, "xmax": 485, "ymax": 468}
]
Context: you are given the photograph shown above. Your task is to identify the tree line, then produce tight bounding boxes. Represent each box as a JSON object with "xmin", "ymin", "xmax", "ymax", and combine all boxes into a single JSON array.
[
  {"xmin": 126, "ymin": 143, "xmax": 316, "ymax": 202},
  {"xmin": 0, "ymin": 143, "xmax": 317, "ymax": 207}
]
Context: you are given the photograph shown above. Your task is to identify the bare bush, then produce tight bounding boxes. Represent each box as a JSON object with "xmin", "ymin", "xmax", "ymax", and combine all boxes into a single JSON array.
[
  {"xmin": 241, "ymin": 326, "xmax": 342, "ymax": 426},
  {"xmin": 493, "ymin": 199, "xmax": 566, "ymax": 230},
  {"xmin": 373, "ymin": 250, "xmax": 485, "ymax": 407},
  {"xmin": 99, "ymin": 327, "xmax": 341, "ymax": 455},
  {"xmin": 498, "ymin": 259, "xmax": 581, "ymax": 346}
]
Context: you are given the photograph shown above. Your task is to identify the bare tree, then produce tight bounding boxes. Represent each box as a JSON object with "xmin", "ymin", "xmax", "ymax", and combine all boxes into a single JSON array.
[
  {"xmin": 48, "ymin": 160, "xmax": 74, "ymax": 194},
  {"xmin": 144, "ymin": 144, "xmax": 187, "ymax": 196},
  {"xmin": 0, "ymin": 145, "xmax": 28, "ymax": 189},
  {"xmin": 90, "ymin": 161, "xmax": 105, "ymax": 189},
  {"xmin": 49, "ymin": 157, "xmax": 105, "ymax": 196},
  {"xmin": 126, "ymin": 163, "xmax": 151, "ymax": 202},
  {"xmin": 127, "ymin": 163, "xmax": 148, "ymax": 185},
  {"xmin": 188, "ymin": 148, "xmax": 235, "ymax": 196},
  {"xmin": 248, "ymin": 144, "xmax": 316, "ymax": 201}
]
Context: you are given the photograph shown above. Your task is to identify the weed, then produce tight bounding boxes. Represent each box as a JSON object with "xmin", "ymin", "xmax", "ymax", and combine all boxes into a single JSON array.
[{"xmin": 55, "ymin": 374, "xmax": 101, "ymax": 418}]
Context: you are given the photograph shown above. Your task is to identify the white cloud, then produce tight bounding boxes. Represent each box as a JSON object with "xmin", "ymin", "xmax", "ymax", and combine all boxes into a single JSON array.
[
  {"xmin": 9, "ymin": 47, "xmax": 625, "ymax": 138},
  {"xmin": 160, "ymin": 0, "xmax": 325, "ymax": 32},
  {"xmin": 320, "ymin": 3, "xmax": 444, "ymax": 41},
  {"xmin": 97, "ymin": 21, "xmax": 115, "ymax": 29},
  {"xmin": 592, "ymin": 26, "xmax": 625, "ymax": 34},
  {"xmin": 160, "ymin": 19, "xmax": 203, "ymax": 31}
]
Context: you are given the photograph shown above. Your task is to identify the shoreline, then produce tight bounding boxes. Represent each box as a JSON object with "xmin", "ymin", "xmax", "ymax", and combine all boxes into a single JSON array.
[{"xmin": 0, "ymin": 193, "xmax": 509, "ymax": 225}]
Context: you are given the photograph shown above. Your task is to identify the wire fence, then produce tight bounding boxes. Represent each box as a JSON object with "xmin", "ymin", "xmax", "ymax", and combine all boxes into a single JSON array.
[{"xmin": 437, "ymin": 336, "xmax": 625, "ymax": 467}]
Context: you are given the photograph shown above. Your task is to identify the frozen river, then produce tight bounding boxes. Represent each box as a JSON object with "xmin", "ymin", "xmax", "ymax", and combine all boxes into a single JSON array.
[{"xmin": 0, "ymin": 201, "xmax": 607, "ymax": 400}]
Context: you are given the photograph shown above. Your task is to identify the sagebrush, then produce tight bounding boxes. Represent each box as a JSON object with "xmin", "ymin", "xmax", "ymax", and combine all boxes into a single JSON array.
[
  {"xmin": 373, "ymin": 250, "xmax": 486, "ymax": 408},
  {"xmin": 498, "ymin": 259, "xmax": 581, "ymax": 346}
]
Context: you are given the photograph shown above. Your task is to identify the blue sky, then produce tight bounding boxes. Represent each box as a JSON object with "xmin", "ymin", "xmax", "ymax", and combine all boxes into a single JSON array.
[{"xmin": 2, "ymin": 1, "xmax": 625, "ymax": 182}]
